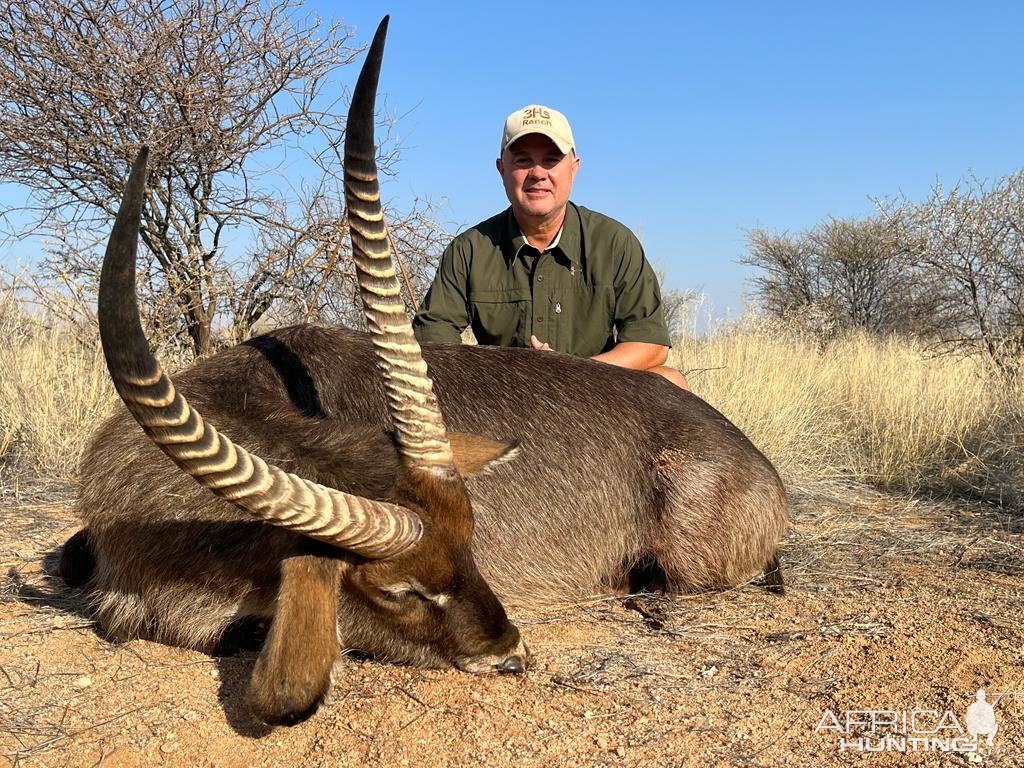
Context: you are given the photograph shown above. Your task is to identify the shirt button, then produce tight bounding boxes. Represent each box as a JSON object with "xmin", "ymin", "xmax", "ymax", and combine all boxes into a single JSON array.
[
  {"xmin": 537, "ymin": 318, "xmax": 544, "ymax": 324},
  {"xmin": 537, "ymin": 275, "xmax": 543, "ymax": 281}
]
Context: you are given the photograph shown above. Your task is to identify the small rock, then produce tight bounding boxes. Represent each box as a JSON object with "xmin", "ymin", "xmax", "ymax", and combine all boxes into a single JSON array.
[
  {"xmin": 583, "ymin": 710, "xmax": 595, "ymax": 719},
  {"xmin": 160, "ymin": 742, "xmax": 179, "ymax": 754},
  {"xmin": 616, "ymin": 746, "xmax": 626, "ymax": 757},
  {"xmin": 74, "ymin": 676, "xmax": 92, "ymax": 688},
  {"xmin": 595, "ymin": 735, "xmax": 609, "ymax": 750}
]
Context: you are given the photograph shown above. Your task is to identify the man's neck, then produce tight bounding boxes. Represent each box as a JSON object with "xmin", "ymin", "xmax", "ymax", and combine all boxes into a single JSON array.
[{"xmin": 515, "ymin": 207, "xmax": 567, "ymax": 251}]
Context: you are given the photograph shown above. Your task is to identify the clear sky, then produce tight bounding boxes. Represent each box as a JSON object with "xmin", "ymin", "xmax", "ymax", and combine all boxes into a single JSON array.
[
  {"xmin": 326, "ymin": 0, "xmax": 1024, "ymax": 316},
  {"xmin": 3, "ymin": 1, "xmax": 1022, "ymax": 319}
]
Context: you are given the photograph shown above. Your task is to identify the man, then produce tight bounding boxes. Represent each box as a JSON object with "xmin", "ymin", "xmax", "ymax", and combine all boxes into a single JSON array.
[{"xmin": 412, "ymin": 104, "xmax": 688, "ymax": 390}]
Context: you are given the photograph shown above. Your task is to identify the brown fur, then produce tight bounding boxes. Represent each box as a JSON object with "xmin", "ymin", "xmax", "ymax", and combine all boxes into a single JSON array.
[
  {"xmin": 249, "ymin": 554, "xmax": 343, "ymax": 725},
  {"xmin": 72, "ymin": 327, "xmax": 789, "ymax": 635}
]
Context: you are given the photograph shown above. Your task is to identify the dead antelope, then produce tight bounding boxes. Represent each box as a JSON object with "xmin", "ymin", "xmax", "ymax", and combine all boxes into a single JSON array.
[{"xmin": 59, "ymin": 17, "xmax": 788, "ymax": 727}]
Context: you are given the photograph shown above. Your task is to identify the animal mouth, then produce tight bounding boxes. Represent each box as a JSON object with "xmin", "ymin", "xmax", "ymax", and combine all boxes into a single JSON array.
[{"xmin": 454, "ymin": 639, "xmax": 531, "ymax": 675}]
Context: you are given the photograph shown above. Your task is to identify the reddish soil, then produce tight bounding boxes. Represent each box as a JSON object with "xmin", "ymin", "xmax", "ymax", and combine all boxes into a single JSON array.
[{"xmin": 1, "ymin": 489, "xmax": 1022, "ymax": 767}]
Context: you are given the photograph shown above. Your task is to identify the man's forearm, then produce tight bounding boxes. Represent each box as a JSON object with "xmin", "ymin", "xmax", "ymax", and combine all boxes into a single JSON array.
[
  {"xmin": 591, "ymin": 341, "xmax": 669, "ymax": 371},
  {"xmin": 412, "ymin": 316, "xmax": 465, "ymax": 345}
]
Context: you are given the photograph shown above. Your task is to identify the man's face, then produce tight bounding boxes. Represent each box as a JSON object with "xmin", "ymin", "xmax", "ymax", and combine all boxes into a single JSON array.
[{"xmin": 497, "ymin": 134, "xmax": 580, "ymax": 225}]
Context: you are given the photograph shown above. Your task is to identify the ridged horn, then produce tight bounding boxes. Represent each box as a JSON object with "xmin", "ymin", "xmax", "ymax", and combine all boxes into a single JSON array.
[
  {"xmin": 98, "ymin": 148, "xmax": 422, "ymax": 559},
  {"xmin": 344, "ymin": 17, "xmax": 456, "ymax": 476}
]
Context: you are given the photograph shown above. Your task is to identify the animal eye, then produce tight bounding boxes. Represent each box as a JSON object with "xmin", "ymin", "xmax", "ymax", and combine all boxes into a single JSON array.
[
  {"xmin": 379, "ymin": 585, "xmax": 450, "ymax": 608},
  {"xmin": 380, "ymin": 586, "xmax": 428, "ymax": 604}
]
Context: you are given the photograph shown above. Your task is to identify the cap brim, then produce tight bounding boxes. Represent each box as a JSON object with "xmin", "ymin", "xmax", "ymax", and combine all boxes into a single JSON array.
[{"xmin": 503, "ymin": 129, "xmax": 573, "ymax": 155}]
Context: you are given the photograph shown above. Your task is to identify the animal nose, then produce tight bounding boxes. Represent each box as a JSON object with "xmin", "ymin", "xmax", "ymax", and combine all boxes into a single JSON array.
[{"xmin": 498, "ymin": 654, "xmax": 526, "ymax": 675}]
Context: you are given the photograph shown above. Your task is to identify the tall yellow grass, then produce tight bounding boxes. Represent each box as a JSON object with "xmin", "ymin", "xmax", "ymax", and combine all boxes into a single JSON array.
[
  {"xmin": 0, "ymin": 289, "xmax": 116, "ymax": 484},
  {"xmin": 2, "ymin": 286, "xmax": 1021, "ymax": 507},
  {"xmin": 673, "ymin": 324, "xmax": 1022, "ymax": 504}
]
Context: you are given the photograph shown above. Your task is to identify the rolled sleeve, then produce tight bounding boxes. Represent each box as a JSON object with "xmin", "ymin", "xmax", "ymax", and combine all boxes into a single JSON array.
[
  {"xmin": 612, "ymin": 236, "xmax": 672, "ymax": 348},
  {"xmin": 413, "ymin": 240, "xmax": 471, "ymax": 344}
]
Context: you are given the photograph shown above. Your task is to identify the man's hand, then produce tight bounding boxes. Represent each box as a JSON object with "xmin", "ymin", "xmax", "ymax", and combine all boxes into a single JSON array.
[{"xmin": 530, "ymin": 335, "xmax": 551, "ymax": 351}]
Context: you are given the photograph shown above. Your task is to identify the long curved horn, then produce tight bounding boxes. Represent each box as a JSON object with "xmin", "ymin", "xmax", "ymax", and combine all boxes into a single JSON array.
[
  {"xmin": 344, "ymin": 17, "xmax": 456, "ymax": 476},
  {"xmin": 99, "ymin": 148, "xmax": 422, "ymax": 559}
]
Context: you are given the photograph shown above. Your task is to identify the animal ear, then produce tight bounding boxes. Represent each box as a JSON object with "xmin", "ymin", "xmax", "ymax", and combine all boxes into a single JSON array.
[{"xmin": 448, "ymin": 433, "xmax": 520, "ymax": 477}]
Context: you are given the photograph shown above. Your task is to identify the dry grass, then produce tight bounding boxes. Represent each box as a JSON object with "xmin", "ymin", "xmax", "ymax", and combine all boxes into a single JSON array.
[
  {"xmin": 0, "ymin": 287, "xmax": 116, "ymax": 490},
  {"xmin": 674, "ymin": 322, "xmax": 1024, "ymax": 508},
  {"xmin": 3, "ymin": 284, "xmax": 1023, "ymax": 510}
]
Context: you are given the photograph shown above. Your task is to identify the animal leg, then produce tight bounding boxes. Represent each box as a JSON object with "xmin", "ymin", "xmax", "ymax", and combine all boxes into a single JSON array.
[
  {"xmin": 249, "ymin": 553, "xmax": 342, "ymax": 726},
  {"xmin": 58, "ymin": 528, "xmax": 95, "ymax": 587}
]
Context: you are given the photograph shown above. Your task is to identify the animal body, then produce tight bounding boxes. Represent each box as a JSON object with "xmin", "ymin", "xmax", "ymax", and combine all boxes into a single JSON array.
[{"xmin": 60, "ymin": 17, "xmax": 788, "ymax": 727}]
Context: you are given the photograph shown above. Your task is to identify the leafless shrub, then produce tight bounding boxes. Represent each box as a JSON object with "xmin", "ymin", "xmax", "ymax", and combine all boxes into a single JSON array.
[
  {"xmin": 878, "ymin": 170, "xmax": 1024, "ymax": 382},
  {"xmin": 0, "ymin": 0, "xmax": 449, "ymax": 357},
  {"xmin": 743, "ymin": 217, "xmax": 927, "ymax": 339}
]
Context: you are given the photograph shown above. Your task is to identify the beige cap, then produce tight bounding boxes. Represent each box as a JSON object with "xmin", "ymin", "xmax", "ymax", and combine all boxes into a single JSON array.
[{"xmin": 500, "ymin": 105, "xmax": 575, "ymax": 155}]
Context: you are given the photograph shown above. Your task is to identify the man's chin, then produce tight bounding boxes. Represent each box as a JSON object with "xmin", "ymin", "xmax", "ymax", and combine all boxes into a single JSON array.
[{"xmin": 514, "ymin": 201, "xmax": 562, "ymax": 221}]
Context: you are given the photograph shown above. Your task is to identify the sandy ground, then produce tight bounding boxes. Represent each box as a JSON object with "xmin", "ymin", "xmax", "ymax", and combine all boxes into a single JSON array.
[{"xmin": 1, "ymin": 485, "xmax": 1022, "ymax": 767}]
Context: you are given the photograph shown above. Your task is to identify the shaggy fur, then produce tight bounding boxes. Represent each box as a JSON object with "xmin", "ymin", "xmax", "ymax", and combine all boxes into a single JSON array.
[{"xmin": 73, "ymin": 325, "xmax": 789, "ymax": 651}]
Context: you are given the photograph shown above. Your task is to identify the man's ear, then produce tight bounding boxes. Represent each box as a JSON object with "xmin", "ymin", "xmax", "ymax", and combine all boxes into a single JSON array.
[
  {"xmin": 496, "ymin": 157, "xmax": 505, "ymax": 175},
  {"xmin": 449, "ymin": 432, "xmax": 521, "ymax": 477}
]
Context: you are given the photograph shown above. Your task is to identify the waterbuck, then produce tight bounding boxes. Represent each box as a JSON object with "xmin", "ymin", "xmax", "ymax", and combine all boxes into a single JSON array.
[{"xmin": 59, "ymin": 17, "xmax": 788, "ymax": 726}]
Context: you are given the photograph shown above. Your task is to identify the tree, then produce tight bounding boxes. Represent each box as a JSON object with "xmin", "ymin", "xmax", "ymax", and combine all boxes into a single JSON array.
[
  {"xmin": 881, "ymin": 172, "xmax": 1024, "ymax": 380},
  {"xmin": 0, "ymin": 0, "xmax": 443, "ymax": 356},
  {"xmin": 743, "ymin": 217, "xmax": 924, "ymax": 337},
  {"xmin": 742, "ymin": 228, "xmax": 820, "ymax": 320}
]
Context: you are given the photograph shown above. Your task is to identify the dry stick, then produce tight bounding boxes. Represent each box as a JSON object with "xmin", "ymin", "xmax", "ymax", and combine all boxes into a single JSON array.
[
  {"xmin": 303, "ymin": 222, "xmax": 347, "ymax": 324},
  {"xmin": 8, "ymin": 703, "xmax": 159, "ymax": 761},
  {"xmin": 387, "ymin": 227, "xmax": 419, "ymax": 314},
  {"xmin": 992, "ymin": 669, "xmax": 1024, "ymax": 707},
  {"xmin": 303, "ymin": 221, "xmax": 418, "ymax": 324}
]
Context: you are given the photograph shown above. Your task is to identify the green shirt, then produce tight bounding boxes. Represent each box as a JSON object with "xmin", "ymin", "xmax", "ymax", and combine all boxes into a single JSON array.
[{"xmin": 412, "ymin": 203, "xmax": 671, "ymax": 357}]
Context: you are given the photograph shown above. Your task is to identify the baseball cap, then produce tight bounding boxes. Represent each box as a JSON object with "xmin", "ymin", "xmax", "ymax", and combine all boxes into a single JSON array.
[{"xmin": 500, "ymin": 105, "xmax": 576, "ymax": 155}]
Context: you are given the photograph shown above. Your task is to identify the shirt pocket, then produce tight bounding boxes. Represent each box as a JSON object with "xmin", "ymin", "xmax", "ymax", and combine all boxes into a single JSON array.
[
  {"xmin": 468, "ymin": 288, "xmax": 532, "ymax": 347},
  {"xmin": 561, "ymin": 282, "xmax": 615, "ymax": 356}
]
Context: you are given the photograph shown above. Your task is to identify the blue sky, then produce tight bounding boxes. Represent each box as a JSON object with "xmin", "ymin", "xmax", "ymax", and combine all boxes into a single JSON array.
[
  {"xmin": 3, "ymin": 1, "xmax": 1022, "ymax": 319},
  {"xmin": 327, "ymin": 1, "xmax": 1023, "ymax": 316}
]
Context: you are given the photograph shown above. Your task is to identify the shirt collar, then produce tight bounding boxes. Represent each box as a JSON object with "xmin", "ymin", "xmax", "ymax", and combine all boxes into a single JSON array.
[{"xmin": 502, "ymin": 203, "xmax": 582, "ymax": 266}]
